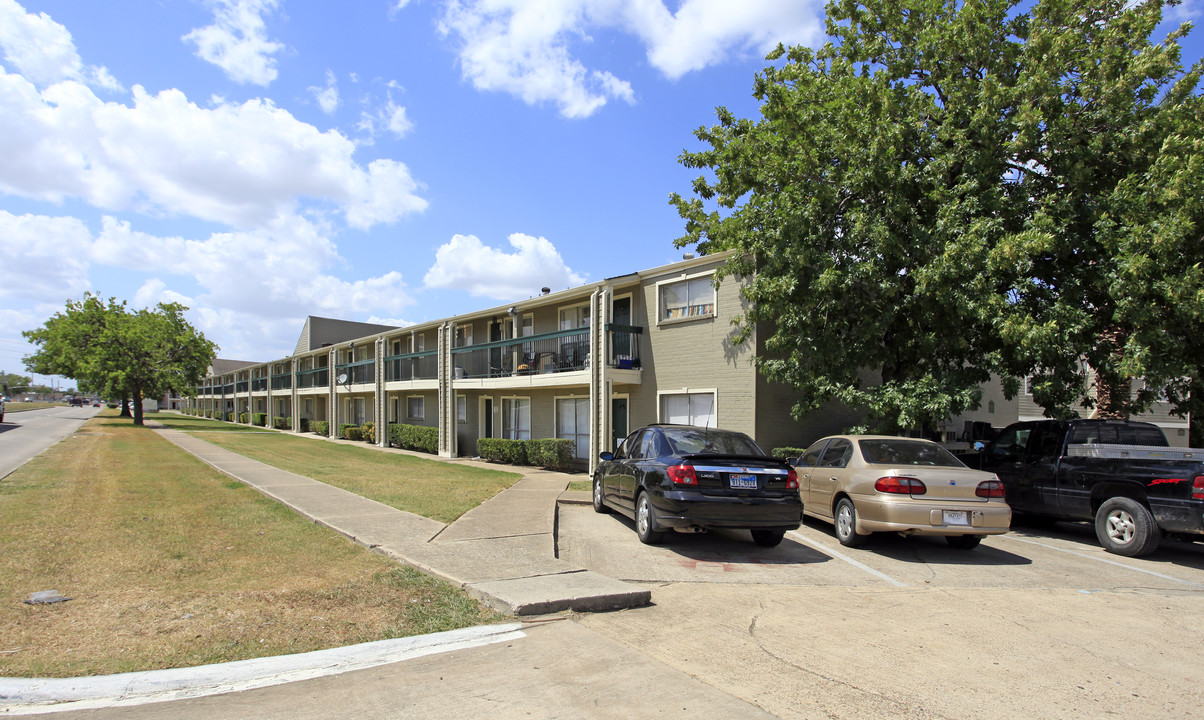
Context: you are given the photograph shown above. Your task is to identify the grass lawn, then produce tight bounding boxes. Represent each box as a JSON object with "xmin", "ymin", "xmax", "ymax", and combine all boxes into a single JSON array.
[
  {"xmin": 3, "ymin": 402, "xmax": 67, "ymax": 412},
  {"xmin": 0, "ymin": 412, "xmax": 506, "ymax": 678},
  {"xmin": 149, "ymin": 413, "xmax": 523, "ymax": 524}
]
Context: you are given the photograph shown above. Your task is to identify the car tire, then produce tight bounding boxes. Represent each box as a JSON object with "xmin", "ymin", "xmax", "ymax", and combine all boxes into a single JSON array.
[
  {"xmin": 1095, "ymin": 497, "xmax": 1161, "ymax": 557},
  {"xmin": 945, "ymin": 534, "xmax": 982, "ymax": 550},
  {"xmin": 635, "ymin": 492, "xmax": 665, "ymax": 545},
  {"xmin": 751, "ymin": 529, "xmax": 786, "ymax": 547},
  {"xmin": 834, "ymin": 498, "xmax": 865, "ymax": 547},
  {"xmin": 592, "ymin": 476, "xmax": 609, "ymax": 514}
]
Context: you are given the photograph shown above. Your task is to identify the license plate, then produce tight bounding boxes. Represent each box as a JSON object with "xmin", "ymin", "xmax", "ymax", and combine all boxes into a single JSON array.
[
  {"xmin": 729, "ymin": 474, "xmax": 758, "ymax": 489},
  {"xmin": 943, "ymin": 510, "xmax": 969, "ymax": 526}
]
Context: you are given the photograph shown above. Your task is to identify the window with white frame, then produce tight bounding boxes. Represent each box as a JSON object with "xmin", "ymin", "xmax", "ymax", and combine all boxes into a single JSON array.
[
  {"xmin": 407, "ymin": 396, "xmax": 424, "ymax": 420},
  {"xmin": 556, "ymin": 397, "xmax": 590, "ymax": 459},
  {"xmin": 659, "ymin": 275, "xmax": 715, "ymax": 322},
  {"xmin": 454, "ymin": 324, "xmax": 473, "ymax": 348},
  {"xmin": 660, "ymin": 392, "xmax": 716, "ymax": 427},
  {"xmin": 457, "ymin": 395, "xmax": 467, "ymax": 423},
  {"xmin": 502, "ymin": 398, "xmax": 530, "ymax": 440}
]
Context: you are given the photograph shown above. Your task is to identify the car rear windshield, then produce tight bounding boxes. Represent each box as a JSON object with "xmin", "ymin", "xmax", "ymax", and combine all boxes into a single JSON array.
[
  {"xmin": 664, "ymin": 428, "xmax": 766, "ymax": 457},
  {"xmin": 858, "ymin": 439, "xmax": 965, "ymax": 468},
  {"xmin": 1068, "ymin": 422, "xmax": 1168, "ymax": 447}
]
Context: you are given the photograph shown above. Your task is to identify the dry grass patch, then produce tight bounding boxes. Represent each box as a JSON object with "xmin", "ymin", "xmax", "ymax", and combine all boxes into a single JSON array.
[
  {"xmin": 152, "ymin": 414, "xmax": 522, "ymax": 524},
  {"xmin": 0, "ymin": 415, "xmax": 504, "ymax": 678}
]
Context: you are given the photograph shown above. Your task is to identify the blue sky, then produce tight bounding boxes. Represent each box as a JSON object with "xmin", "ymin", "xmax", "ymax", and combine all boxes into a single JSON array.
[{"xmin": 0, "ymin": 0, "xmax": 1200, "ymax": 387}]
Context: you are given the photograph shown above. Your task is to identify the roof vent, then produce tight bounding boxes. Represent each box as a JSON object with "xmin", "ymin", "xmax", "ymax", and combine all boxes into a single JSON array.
[
  {"xmin": 683, "ymin": 252, "xmax": 695, "ymax": 260},
  {"xmin": 541, "ymin": 287, "xmax": 551, "ymax": 295}
]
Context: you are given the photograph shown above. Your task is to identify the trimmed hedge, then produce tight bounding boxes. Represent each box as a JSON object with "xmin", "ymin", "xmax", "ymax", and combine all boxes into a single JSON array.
[
  {"xmin": 528, "ymin": 438, "xmax": 574, "ymax": 470},
  {"xmin": 252, "ymin": 413, "xmax": 267, "ymax": 427},
  {"xmin": 772, "ymin": 447, "xmax": 805, "ymax": 461},
  {"xmin": 477, "ymin": 438, "xmax": 527, "ymax": 465},
  {"xmin": 238, "ymin": 412, "xmax": 249, "ymax": 424},
  {"xmin": 361, "ymin": 422, "xmax": 376, "ymax": 444},
  {"xmin": 338, "ymin": 423, "xmax": 359, "ymax": 440},
  {"xmin": 272, "ymin": 416, "xmax": 290, "ymax": 430},
  {"xmin": 310, "ymin": 420, "xmax": 329, "ymax": 436},
  {"xmin": 388, "ymin": 423, "xmax": 438, "ymax": 453}
]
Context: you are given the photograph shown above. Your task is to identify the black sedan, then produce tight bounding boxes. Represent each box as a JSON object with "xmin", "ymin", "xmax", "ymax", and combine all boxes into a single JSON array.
[{"xmin": 593, "ymin": 424, "xmax": 803, "ymax": 546}]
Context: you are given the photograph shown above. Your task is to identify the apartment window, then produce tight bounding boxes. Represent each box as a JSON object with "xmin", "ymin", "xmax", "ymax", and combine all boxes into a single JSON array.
[
  {"xmin": 457, "ymin": 395, "xmax": 467, "ymax": 423},
  {"xmin": 502, "ymin": 398, "xmax": 531, "ymax": 440},
  {"xmin": 659, "ymin": 275, "xmax": 715, "ymax": 322},
  {"xmin": 349, "ymin": 397, "xmax": 366, "ymax": 425},
  {"xmin": 407, "ymin": 396, "xmax": 425, "ymax": 420},
  {"xmin": 557, "ymin": 397, "xmax": 590, "ymax": 459},
  {"xmin": 660, "ymin": 392, "xmax": 716, "ymax": 427},
  {"xmin": 454, "ymin": 324, "xmax": 473, "ymax": 348},
  {"xmin": 414, "ymin": 333, "xmax": 425, "ymax": 352}
]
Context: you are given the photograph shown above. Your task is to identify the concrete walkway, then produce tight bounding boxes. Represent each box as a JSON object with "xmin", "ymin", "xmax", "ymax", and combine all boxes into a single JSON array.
[{"xmin": 155, "ymin": 428, "xmax": 649, "ymax": 616}]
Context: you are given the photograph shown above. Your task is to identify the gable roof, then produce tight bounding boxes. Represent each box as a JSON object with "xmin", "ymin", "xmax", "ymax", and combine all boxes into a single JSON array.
[{"xmin": 294, "ymin": 316, "xmax": 400, "ymax": 355}]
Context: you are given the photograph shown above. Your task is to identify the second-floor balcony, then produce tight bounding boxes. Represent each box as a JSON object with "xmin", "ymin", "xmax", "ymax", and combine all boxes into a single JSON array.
[
  {"xmin": 336, "ymin": 359, "xmax": 375, "ymax": 385},
  {"xmin": 251, "ymin": 377, "xmax": 267, "ymax": 392},
  {"xmin": 271, "ymin": 373, "xmax": 292, "ymax": 390},
  {"xmin": 296, "ymin": 367, "xmax": 329, "ymax": 389},
  {"xmin": 449, "ymin": 325, "xmax": 642, "ymax": 380},
  {"xmin": 384, "ymin": 350, "xmax": 437, "ymax": 382}
]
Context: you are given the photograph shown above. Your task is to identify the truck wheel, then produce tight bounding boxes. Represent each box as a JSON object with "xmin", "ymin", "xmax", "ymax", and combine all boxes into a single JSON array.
[{"xmin": 1095, "ymin": 497, "xmax": 1161, "ymax": 557}]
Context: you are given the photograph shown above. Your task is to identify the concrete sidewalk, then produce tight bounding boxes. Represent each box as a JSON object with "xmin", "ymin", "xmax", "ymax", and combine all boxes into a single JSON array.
[{"xmin": 155, "ymin": 428, "xmax": 650, "ymax": 616}]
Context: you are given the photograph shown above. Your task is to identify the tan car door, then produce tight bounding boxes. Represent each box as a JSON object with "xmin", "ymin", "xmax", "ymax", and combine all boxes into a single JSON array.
[{"xmin": 810, "ymin": 439, "xmax": 853, "ymax": 519}]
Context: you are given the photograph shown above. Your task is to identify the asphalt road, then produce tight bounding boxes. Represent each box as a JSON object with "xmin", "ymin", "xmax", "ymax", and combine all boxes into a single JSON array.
[{"xmin": 0, "ymin": 405, "xmax": 101, "ymax": 479}]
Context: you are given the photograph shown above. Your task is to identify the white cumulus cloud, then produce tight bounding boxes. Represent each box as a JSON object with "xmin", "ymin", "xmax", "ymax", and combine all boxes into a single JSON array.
[
  {"xmin": 183, "ymin": 0, "xmax": 285, "ymax": 86},
  {"xmin": 0, "ymin": 0, "xmax": 122, "ymax": 91},
  {"xmin": 309, "ymin": 69, "xmax": 340, "ymax": 114},
  {"xmin": 434, "ymin": 0, "xmax": 822, "ymax": 117},
  {"xmin": 424, "ymin": 233, "xmax": 585, "ymax": 300},
  {"xmin": 0, "ymin": 211, "xmax": 93, "ymax": 302}
]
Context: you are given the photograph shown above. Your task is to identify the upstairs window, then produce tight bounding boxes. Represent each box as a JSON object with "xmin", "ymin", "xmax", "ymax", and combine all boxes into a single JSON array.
[{"xmin": 659, "ymin": 275, "xmax": 715, "ymax": 322}]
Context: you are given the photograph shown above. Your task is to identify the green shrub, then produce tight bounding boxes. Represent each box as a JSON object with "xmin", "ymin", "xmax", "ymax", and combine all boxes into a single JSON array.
[
  {"xmin": 338, "ymin": 423, "xmax": 358, "ymax": 440},
  {"xmin": 310, "ymin": 420, "xmax": 328, "ymax": 436},
  {"xmin": 252, "ymin": 413, "xmax": 268, "ymax": 427},
  {"xmin": 387, "ymin": 423, "xmax": 438, "ymax": 453},
  {"xmin": 361, "ymin": 422, "xmax": 375, "ymax": 443},
  {"xmin": 772, "ymin": 447, "xmax": 806, "ymax": 461},
  {"xmin": 239, "ymin": 412, "xmax": 249, "ymax": 424},
  {"xmin": 344, "ymin": 425, "xmax": 362, "ymax": 441},
  {"xmin": 528, "ymin": 438, "xmax": 574, "ymax": 470},
  {"xmin": 272, "ymin": 416, "xmax": 288, "ymax": 430},
  {"xmin": 477, "ymin": 438, "xmax": 528, "ymax": 466}
]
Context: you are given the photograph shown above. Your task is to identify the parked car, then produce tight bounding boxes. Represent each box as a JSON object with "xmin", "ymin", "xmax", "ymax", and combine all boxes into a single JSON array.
[
  {"xmin": 793, "ymin": 436, "xmax": 1011, "ymax": 549},
  {"xmin": 593, "ymin": 424, "xmax": 803, "ymax": 546},
  {"xmin": 968, "ymin": 419, "xmax": 1204, "ymax": 557}
]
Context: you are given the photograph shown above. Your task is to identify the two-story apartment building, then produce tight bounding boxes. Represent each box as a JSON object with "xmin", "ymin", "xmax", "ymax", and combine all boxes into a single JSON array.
[{"xmin": 190, "ymin": 253, "xmax": 1191, "ymax": 468}]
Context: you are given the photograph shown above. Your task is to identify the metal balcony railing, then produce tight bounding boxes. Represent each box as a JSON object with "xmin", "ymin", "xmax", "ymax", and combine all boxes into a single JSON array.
[
  {"xmin": 384, "ymin": 351, "xmax": 438, "ymax": 381},
  {"xmin": 335, "ymin": 359, "xmax": 375, "ymax": 385},
  {"xmin": 296, "ymin": 368, "xmax": 329, "ymax": 389},
  {"xmin": 251, "ymin": 378, "xmax": 267, "ymax": 392},
  {"xmin": 270, "ymin": 373, "xmax": 292, "ymax": 390},
  {"xmin": 235, "ymin": 381, "xmax": 249, "ymax": 393}
]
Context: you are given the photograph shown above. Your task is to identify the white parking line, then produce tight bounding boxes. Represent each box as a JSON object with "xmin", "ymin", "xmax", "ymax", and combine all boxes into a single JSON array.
[
  {"xmin": 787, "ymin": 530, "xmax": 907, "ymax": 587},
  {"xmin": 1000, "ymin": 534, "xmax": 1204, "ymax": 588}
]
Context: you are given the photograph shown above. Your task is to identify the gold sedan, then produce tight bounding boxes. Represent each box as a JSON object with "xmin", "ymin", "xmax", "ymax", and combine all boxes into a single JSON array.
[{"xmin": 794, "ymin": 436, "xmax": 1012, "ymax": 549}]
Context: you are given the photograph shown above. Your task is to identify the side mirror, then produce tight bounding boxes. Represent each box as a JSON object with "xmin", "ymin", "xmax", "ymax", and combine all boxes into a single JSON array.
[{"xmin": 599, "ymin": 451, "xmax": 614, "ymax": 462}]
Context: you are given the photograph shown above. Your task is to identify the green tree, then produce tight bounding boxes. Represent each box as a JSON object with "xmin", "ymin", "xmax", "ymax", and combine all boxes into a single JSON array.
[
  {"xmin": 1, "ymin": 372, "xmax": 33, "ymax": 396},
  {"xmin": 23, "ymin": 294, "xmax": 217, "ymax": 426},
  {"xmin": 671, "ymin": 0, "xmax": 1202, "ymax": 430}
]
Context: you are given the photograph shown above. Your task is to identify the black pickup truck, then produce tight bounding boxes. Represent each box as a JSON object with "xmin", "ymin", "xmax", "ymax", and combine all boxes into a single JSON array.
[{"xmin": 972, "ymin": 419, "xmax": 1204, "ymax": 557}]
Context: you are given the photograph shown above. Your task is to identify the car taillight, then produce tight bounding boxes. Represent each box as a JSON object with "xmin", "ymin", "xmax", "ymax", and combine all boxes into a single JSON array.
[
  {"xmin": 976, "ymin": 479, "xmax": 1006, "ymax": 498},
  {"xmin": 874, "ymin": 476, "xmax": 927, "ymax": 495},
  {"xmin": 1194, "ymin": 476, "xmax": 1204, "ymax": 501},
  {"xmin": 667, "ymin": 464, "xmax": 698, "ymax": 485},
  {"xmin": 786, "ymin": 466, "xmax": 799, "ymax": 490}
]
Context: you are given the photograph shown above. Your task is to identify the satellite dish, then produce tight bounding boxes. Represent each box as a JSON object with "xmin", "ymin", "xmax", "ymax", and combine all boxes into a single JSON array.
[{"xmin": 337, "ymin": 373, "xmax": 349, "ymax": 384}]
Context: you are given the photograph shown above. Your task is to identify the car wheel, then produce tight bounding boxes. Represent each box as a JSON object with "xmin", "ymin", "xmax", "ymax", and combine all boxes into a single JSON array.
[
  {"xmin": 635, "ymin": 492, "xmax": 664, "ymax": 545},
  {"xmin": 945, "ymin": 534, "xmax": 982, "ymax": 550},
  {"xmin": 751, "ymin": 529, "xmax": 785, "ymax": 547},
  {"xmin": 834, "ymin": 498, "xmax": 865, "ymax": 547},
  {"xmin": 1095, "ymin": 497, "xmax": 1161, "ymax": 557},
  {"xmin": 592, "ymin": 476, "xmax": 609, "ymax": 514}
]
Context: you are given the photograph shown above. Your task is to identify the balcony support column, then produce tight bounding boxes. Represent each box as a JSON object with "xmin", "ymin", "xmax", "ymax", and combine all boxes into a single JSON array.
[
  {"xmin": 375, "ymin": 337, "xmax": 387, "ymax": 447},
  {"xmin": 589, "ymin": 287, "xmax": 608, "ymax": 475}
]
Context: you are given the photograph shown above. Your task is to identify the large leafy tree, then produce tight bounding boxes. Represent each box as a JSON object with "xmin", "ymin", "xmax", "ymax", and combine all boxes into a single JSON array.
[
  {"xmin": 671, "ymin": 0, "xmax": 1202, "ymax": 430},
  {"xmin": 23, "ymin": 294, "xmax": 217, "ymax": 426}
]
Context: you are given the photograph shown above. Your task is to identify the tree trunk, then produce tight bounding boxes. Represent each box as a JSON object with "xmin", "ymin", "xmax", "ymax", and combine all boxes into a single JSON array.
[
  {"xmin": 1092, "ymin": 326, "xmax": 1130, "ymax": 420},
  {"xmin": 133, "ymin": 387, "xmax": 144, "ymax": 426},
  {"xmin": 120, "ymin": 393, "xmax": 132, "ymax": 418}
]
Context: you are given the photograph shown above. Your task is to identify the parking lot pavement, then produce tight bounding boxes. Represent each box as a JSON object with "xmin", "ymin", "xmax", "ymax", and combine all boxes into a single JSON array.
[{"xmin": 563, "ymin": 506, "xmax": 1204, "ymax": 720}]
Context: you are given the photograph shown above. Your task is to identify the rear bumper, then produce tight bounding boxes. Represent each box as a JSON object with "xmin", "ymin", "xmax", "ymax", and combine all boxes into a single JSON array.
[
  {"xmin": 650, "ymin": 490, "xmax": 803, "ymax": 530},
  {"xmin": 853, "ymin": 495, "xmax": 1012, "ymax": 536}
]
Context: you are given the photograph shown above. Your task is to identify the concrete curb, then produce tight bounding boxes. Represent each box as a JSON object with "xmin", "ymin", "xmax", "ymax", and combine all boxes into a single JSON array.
[{"xmin": 0, "ymin": 624, "xmax": 526, "ymax": 715}]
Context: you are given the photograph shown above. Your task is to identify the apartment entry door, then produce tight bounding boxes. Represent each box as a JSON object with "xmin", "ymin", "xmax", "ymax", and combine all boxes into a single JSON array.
[
  {"xmin": 482, "ymin": 398, "xmax": 494, "ymax": 439},
  {"xmin": 611, "ymin": 397, "xmax": 628, "ymax": 449}
]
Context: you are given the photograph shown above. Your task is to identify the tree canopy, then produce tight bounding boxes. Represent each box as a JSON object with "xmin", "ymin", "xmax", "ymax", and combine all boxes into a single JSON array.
[
  {"xmin": 23, "ymin": 294, "xmax": 217, "ymax": 425},
  {"xmin": 671, "ymin": 0, "xmax": 1203, "ymax": 430}
]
